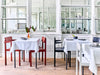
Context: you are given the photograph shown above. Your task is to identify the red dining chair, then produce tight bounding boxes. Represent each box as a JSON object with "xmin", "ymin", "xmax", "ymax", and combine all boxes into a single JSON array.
[
  {"xmin": 4, "ymin": 36, "xmax": 25, "ymax": 66},
  {"xmin": 29, "ymin": 37, "xmax": 46, "ymax": 67}
]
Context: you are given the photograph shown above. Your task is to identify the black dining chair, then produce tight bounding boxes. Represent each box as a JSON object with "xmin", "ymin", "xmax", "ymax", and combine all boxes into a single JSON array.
[{"xmin": 54, "ymin": 37, "xmax": 65, "ymax": 67}]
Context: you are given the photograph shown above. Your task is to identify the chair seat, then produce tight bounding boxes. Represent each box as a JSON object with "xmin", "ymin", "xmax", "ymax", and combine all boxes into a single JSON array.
[
  {"xmin": 55, "ymin": 47, "xmax": 64, "ymax": 52},
  {"xmin": 15, "ymin": 50, "xmax": 21, "ymax": 51}
]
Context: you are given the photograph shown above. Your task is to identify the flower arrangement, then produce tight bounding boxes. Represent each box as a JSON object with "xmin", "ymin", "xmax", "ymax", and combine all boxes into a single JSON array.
[
  {"xmin": 25, "ymin": 26, "xmax": 37, "ymax": 33},
  {"xmin": 72, "ymin": 34, "xmax": 78, "ymax": 39}
]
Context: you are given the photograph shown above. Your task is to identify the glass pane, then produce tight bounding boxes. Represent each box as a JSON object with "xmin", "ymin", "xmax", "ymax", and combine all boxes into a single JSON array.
[
  {"xmin": 2, "ymin": 8, "xmax": 26, "ymax": 18},
  {"xmin": 61, "ymin": 7, "xmax": 90, "ymax": 19},
  {"xmin": 2, "ymin": 8, "xmax": 17, "ymax": 18},
  {"xmin": 2, "ymin": 20, "xmax": 26, "ymax": 33},
  {"xmin": 31, "ymin": 0, "xmax": 56, "ymax": 31},
  {"xmin": 61, "ymin": 0, "xmax": 90, "ymax": 5},
  {"xmin": 18, "ymin": 8, "xmax": 26, "ymax": 18},
  {"xmin": 96, "ymin": 20, "xmax": 100, "ymax": 33},
  {"xmin": 2, "ymin": 0, "xmax": 27, "ymax": 5},
  {"xmin": 96, "ymin": 7, "xmax": 100, "ymax": 18},
  {"xmin": 32, "ymin": 0, "xmax": 43, "ymax": 31},
  {"xmin": 44, "ymin": 0, "xmax": 56, "ymax": 31}
]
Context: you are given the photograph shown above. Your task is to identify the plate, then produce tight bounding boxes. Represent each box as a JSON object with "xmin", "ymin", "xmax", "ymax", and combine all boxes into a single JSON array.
[{"xmin": 21, "ymin": 37, "xmax": 27, "ymax": 40}]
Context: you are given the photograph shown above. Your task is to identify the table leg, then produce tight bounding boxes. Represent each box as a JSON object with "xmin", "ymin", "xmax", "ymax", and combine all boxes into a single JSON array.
[
  {"xmin": 22, "ymin": 51, "xmax": 23, "ymax": 60},
  {"xmin": 14, "ymin": 50, "xmax": 16, "ymax": 68},
  {"xmin": 82, "ymin": 66, "xmax": 84, "ymax": 75},
  {"xmin": 35, "ymin": 53, "xmax": 37, "ymax": 69},
  {"xmin": 23, "ymin": 50, "xmax": 25, "ymax": 62},
  {"xmin": 69, "ymin": 51, "xmax": 71, "ymax": 67},
  {"xmin": 39, "ymin": 52, "xmax": 40, "ymax": 60},
  {"xmin": 68, "ymin": 51, "xmax": 71, "ymax": 67},
  {"xmin": 66, "ymin": 54, "xmax": 67, "ymax": 70}
]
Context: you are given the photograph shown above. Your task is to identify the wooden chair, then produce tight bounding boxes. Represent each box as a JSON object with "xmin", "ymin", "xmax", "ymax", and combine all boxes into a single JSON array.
[
  {"xmin": 4, "ymin": 36, "xmax": 25, "ymax": 66},
  {"xmin": 54, "ymin": 37, "xmax": 66, "ymax": 67},
  {"xmin": 29, "ymin": 37, "xmax": 46, "ymax": 67}
]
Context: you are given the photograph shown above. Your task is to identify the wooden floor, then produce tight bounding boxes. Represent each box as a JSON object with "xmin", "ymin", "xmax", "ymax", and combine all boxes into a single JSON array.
[{"xmin": 0, "ymin": 58, "xmax": 99, "ymax": 75}]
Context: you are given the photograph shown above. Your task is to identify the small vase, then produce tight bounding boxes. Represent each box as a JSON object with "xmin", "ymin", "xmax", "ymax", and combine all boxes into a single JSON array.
[
  {"xmin": 27, "ymin": 32, "xmax": 30, "ymax": 39},
  {"xmin": 74, "ymin": 36, "xmax": 78, "ymax": 39}
]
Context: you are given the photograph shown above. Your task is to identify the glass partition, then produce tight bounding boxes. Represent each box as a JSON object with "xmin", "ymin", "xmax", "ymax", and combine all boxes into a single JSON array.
[
  {"xmin": 1, "ymin": 0, "xmax": 27, "ymax": 33},
  {"xmin": 61, "ymin": 0, "xmax": 91, "ymax": 34}
]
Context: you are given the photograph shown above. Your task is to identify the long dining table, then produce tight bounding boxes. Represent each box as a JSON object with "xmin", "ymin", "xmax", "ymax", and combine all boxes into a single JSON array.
[{"xmin": 10, "ymin": 37, "xmax": 40, "ymax": 68}]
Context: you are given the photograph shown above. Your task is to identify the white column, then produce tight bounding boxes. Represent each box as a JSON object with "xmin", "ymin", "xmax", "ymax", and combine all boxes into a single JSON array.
[
  {"xmin": 0, "ymin": 0, "xmax": 2, "ymax": 33},
  {"xmin": 91, "ymin": 0, "xmax": 96, "ymax": 35},
  {"xmin": 42, "ymin": 0, "xmax": 44, "ymax": 31},
  {"xmin": 27, "ymin": 0, "xmax": 32, "ymax": 27},
  {"xmin": 56, "ymin": 0, "xmax": 61, "ymax": 34}
]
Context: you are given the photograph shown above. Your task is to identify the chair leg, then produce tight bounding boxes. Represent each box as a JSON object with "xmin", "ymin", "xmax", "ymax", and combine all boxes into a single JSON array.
[
  {"xmin": 64, "ymin": 52, "xmax": 65, "ymax": 61},
  {"xmin": 11, "ymin": 52, "xmax": 13, "ymax": 61},
  {"xmin": 39, "ymin": 52, "xmax": 40, "ymax": 60},
  {"xmin": 54, "ymin": 51, "xmax": 56, "ymax": 67},
  {"xmin": 82, "ymin": 66, "xmax": 84, "ymax": 75},
  {"xmin": 19, "ymin": 51, "xmax": 21, "ymax": 66},
  {"xmin": 35, "ymin": 53, "xmax": 37, "ymax": 69},
  {"xmin": 5, "ymin": 50, "xmax": 7, "ymax": 65},
  {"xmin": 42, "ymin": 52, "xmax": 43, "ymax": 62},
  {"xmin": 68, "ymin": 51, "xmax": 71, "ymax": 67},
  {"xmin": 23, "ymin": 51, "xmax": 25, "ymax": 62},
  {"xmin": 93, "ymin": 73, "xmax": 94, "ymax": 75},
  {"xmin": 30, "ymin": 52, "xmax": 32, "ymax": 67},
  {"xmin": 44, "ymin": 50, "xmax": 46, "ymax": 65}
]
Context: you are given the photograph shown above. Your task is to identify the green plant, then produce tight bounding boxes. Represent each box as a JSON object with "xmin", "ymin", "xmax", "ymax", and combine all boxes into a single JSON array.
[
  {"xmin": 31, "ymin": 26, "xmax": 36, "ymax": 31},
  {"xmin": 25, "ymin": 27, "xmax": 30, "ymax": 33}
]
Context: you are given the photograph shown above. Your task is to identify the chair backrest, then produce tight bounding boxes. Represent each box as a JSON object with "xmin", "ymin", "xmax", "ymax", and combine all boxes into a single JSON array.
[
  {"xmin": 4, "ymin": 36, "xmax": 12, "ymax": 51},
  {"xmin": 54, "ymin": 37, "xmax": 62, "ymax": 44},
  {"xmin": 42, "ymin": 37, "xmax": 46, "ymax": 50},
  {"xmin": 5, "ymin": 37, "xmax": 12, "ymax": 42},
  {"xmin": 54, "ymin": 37, "xmax": 62, "ymax": 50}
]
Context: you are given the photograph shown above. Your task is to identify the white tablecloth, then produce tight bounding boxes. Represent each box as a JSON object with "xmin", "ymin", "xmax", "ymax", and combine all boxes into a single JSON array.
[
  {"xmin": 81, "ymin": 44, "xmax": 100, "ymax": 75},
  {"xmin": 63, "ymin": 38, "xmax": 89, "ymax": 54},
  {"xmin": 10, "ymin": 38, "xmax": 40, "ymax": 53},
  {"xmin": 89, "ymin": 46, "xmax": 100, "ymax": 75}
]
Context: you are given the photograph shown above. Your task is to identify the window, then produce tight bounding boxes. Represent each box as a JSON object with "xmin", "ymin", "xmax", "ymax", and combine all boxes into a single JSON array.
[
  {"xmin": 95, "ymin": 2, "xmax": 100, "ymax": 33},
  {"xmin": 1, "ymin": 0, "xmax": 27, "ymax": 33},
  {"xmin": 1, "ymin": 0, "xmax": 56, "ymax": 33},
  {"xmin": 31, "ymin": 0, "xmax": 56, "ymax": 32},
  {"xmin": 61, "ymin": 0, "xmax": 91, "ymax": 34}
]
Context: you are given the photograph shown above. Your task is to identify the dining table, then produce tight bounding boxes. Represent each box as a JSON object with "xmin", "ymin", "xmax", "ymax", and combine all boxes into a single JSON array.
[
  {"xmin": 10, "ymin": 37, "xmax": 40, "ymax": 68},
  {"xmin": 63, "ymin": 38, "xmax": 89, "ymax": 69}
]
